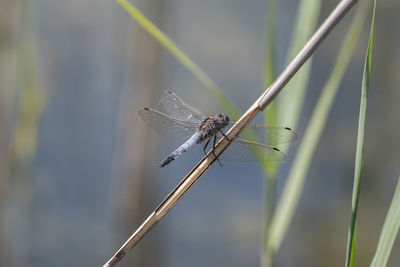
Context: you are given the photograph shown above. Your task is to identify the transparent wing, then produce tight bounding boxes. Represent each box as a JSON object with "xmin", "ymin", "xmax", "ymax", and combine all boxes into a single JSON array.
[
  {"xmin": 158, "ymin": 90, "xmax": 206, "ymax": 124},
  {"xmin": 138, "ymin": 107, "xmax": 198, "ymax": 142},
  {"xmin": 217, "ymin": 136, "xmax": 286, "ymax": 162},
  {"xmin": 227, "ymin": 123, "xmax": 297, "ymax": 145}
]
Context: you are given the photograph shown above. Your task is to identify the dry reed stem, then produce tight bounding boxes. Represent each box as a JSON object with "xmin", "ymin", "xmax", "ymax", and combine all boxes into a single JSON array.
[{"xmin": 103, "ymin": 0, "xmax": 358, "ymax": 265}]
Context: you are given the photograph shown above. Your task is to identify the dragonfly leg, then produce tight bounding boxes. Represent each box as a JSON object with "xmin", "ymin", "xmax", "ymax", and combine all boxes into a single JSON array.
[
  {"xmin": 203, "ymin": 138, "xmax": 211, "ymax": 156},
  {"xmin": 220, "ymin": 131, "xmax": 233, "ymax": 141},
  {"xmin": 212, "ymin": 135, "xmax": 222, "ymax": 167}
]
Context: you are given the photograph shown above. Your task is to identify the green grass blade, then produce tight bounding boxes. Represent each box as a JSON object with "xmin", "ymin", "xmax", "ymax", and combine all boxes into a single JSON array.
[
  {"xmin": 267, "ymin": 1, "xmax": 371, "ymax": 254},
  {"xmin": 116, "ymin": 0, "xmax": 240, "ymax": 119},
  {"xmin": 260, "ymin": 2, "xmax": 279, "ymax": 265},
  {"xmin": 349, "ymin": 226, "xmax": 357, "ymax": 267},
  {"xmin": 262, "ymin": 0, "xmax": 278, "ymax": 198},
  {"xmin": 261, "ymin": 1, "xmax": 321, "ymax": 265},
  {"xmin": 277, "ymin": 0, "xmax": 321, "ymax": 129},
  {"xmin": 370, "ymin": 175, "xmax": 400, "ymax": 267},
  {"xmin": 262, "ymin": 0, "xmax": 278, "ymax": 176},
  {"xmin": 345, "ymin": 1, "xmax": 376, "ymax": 266}
]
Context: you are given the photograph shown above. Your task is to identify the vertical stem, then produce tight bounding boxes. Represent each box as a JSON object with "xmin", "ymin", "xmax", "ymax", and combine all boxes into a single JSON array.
[
  {"xmin": 261, "ymin": 0, "xmax": 277, "ymax": 264},
  {"xmin": 109, "ymin": 0, "xmax": 164, "ymax": 266},
  {"xmin": 0, "ymin": 0, "xmax": 18, "ymax": 262},
  {"xmin": 260, "ymin": 168, "xmax": 277, "ymax": 267}
]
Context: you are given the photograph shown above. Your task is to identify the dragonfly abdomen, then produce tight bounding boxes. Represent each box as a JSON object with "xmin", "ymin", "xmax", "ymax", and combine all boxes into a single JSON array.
[{"xmin": 159, "ymin": 132, "xmax": 203, "ymax": 167}]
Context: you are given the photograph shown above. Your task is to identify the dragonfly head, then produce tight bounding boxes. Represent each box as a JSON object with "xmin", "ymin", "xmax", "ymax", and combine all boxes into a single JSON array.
[{"xmin": 215, "ymin": 113, "xmax": 230, "ymax": 128}]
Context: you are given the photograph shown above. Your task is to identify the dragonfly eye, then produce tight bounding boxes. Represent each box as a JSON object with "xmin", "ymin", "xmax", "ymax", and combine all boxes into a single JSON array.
[{"xmin": 218, "ymin": 114, "xmax": 229, "ymax": 125}]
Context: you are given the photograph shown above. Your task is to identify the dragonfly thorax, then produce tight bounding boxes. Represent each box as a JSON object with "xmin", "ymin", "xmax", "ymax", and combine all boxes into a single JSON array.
[{"xmin": 198, "ymin": 113, "xmax": 230, "ymax": 141}]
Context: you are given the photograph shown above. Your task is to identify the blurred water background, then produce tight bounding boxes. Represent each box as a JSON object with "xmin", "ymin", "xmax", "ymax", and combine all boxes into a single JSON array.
[{"xmin": 1, "ymin": 0, "xmax": 400, "ymax": 266}]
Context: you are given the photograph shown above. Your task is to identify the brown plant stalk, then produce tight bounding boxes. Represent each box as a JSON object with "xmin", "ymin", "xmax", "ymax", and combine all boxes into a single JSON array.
[{"xmin": 103, "ymin": 0, "xmax": 358, "ymax": 266}]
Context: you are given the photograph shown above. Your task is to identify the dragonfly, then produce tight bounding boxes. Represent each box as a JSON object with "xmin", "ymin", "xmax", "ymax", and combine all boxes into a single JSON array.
[{"xmin": 138, "ymin": 91, "xmax": 297, "ymax": 167}]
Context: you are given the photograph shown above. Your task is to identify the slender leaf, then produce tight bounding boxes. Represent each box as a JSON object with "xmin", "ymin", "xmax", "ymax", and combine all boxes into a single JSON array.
[
  {"xmin": 346, "ymin": 1, "xmax": 376, "ymax": 266},
  {"xmin": 116, "ymin": 0, "xmax": 240, "ymax": 120},
  {"xmin": 267, "ymin": 1, "xmax": 371, "ymax": 253},
  {"xmin": 370, "ymin": 175, "xmax": 400, "ymax": 267},
  {"xmin": 260, "ymin": 2, "xmax": 279, "ymax": 266},
  {"xmin": 262, "ymin": 0, "xmax": 278, "ymax": 198}
]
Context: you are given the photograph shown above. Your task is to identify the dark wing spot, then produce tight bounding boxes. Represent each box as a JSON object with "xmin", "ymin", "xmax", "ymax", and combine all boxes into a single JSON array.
[
  {"xmin": 143, "ymin": 107, "xmax": 149, "ymax": 110},
  {"xmin": 284, "ymin": 127, "xmax": 292, "ymax": 130},
  {"xmin": 272, "ymin": 147, "xmax": 280, "ymax": 152}
]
